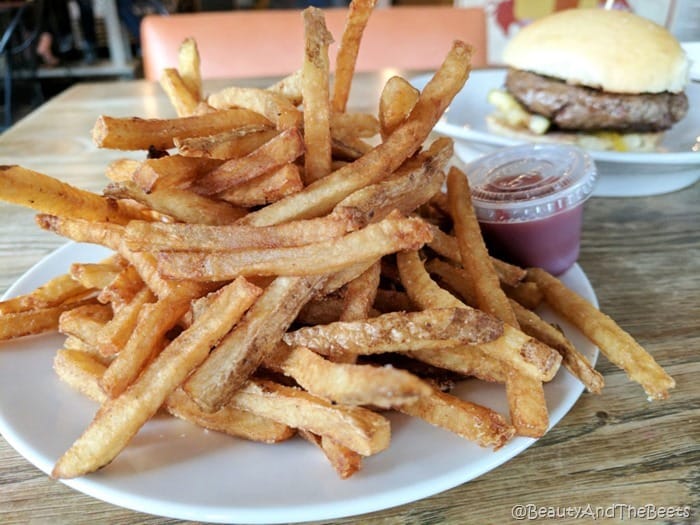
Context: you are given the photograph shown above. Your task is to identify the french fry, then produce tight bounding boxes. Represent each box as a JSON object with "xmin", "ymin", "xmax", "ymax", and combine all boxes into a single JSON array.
[
  {"xmin": 207, "ymin": 86, "xmax": 302, "ymax": 130},
  {"xmin": 131, "ymin": 155, "xmax": 223, "ymax": 193},
  {"xmin": 379, "ymin": 76, "xmax": 419, "ymax": 140},
  {"xmin": 447, "ymin": 167, "xmax": 548, "ymax": 437},
  {"xmin": 339, "ymin": 260, "xmax": 380, "ymax": 322},
  {"xmin": 0, "ymin": 272, "xmax": 91, "ymax": 314},
  {"xmin": 527, "ymin": 267, "xmax": 675, "ymax": 400},
  {"xmin": 96, "ymin": 264, "xmax": 144, "ymax": 309},
  {"xmin": 229, "ymin": 379, "xmax": 390, "ymax": 456},
  {"xmin": 105, "ymin": 158, "xmax": 139, "ymax": 182},
  {"xmin": 54, "ymin": 348, "xmax": 296, "ymax": 443},
  {"xmin": 124, "ymin": 211, "xmax": 357, "ymax": 252},
  {"xmin": 330, "ymin": 111, "xmax": 380, "ymax": 139},
  {"xmin": 0, "ymin": 297, "xmax": 96, "ymax": 341},
  {"xmin": 184, "ymin": 275, "xmax": 327, "ymax": 412},
  {"xmin": 190, "ymin": 127, "xmax": 305, "ymax": 195},
  {"xmin": 58, "ymin": 303, "xmax": 113, "ymax": 343},
  {"xmin": 503, "ymin": 281, "xmax": 544, "ymax": 310},
  {"xmin": 283, "ymin": 307, "xmax": 503, "ymax": 357},
  {"xmin": 52, "ymin": 277, "xmax": 261, "ymax": 478},
  {"xmin": 299, "ymin": 430, "xmax": 362, "ymax": 479},
  {"xmin": 216, "ymin": 163, "xmax": 303, "ymax": 207},
  {"xmin": 92, "ymin": 109, "xmax": 271, "ymax": 150},
  {"xmin": 266, "ymin": 69, "xmax": 303, "ymax": 106},
  {"xmin": 95, "ymin": 286, "xmax": 154, "ymax": 356},
  {"xmin": 331, "ymin": 0, "xmax": 376, "ymax": 113},
  {"xmin": 103, "ymin": 181, "xmax": 247, "ymax": 225},
  {"xmin": 510, "ymin": 299, "xmax": 604, "ymax": 394},
  {"xmin": 70, "ymin": 261, "xmax": 124, "ymax": 291},
  {"xmin": 160, "ymin": 68, "xmax": 199, "ymax": 117},
  {"xmin": 239, "ymin": 41, "xmax": 473, "ymax": 226},
  {"xmin": 175, "ymin": 126, "xmax": 278, "ymax": 160},
  {"xmin": 100, "ymin": 296, "xmax": 191, "ymax": 397},
  {"xmin": 0, "ymin": 166, "xmax": 141, "ymax": 225},
  {"xmin": 301, "ymin": 7, "xmax": 334, "ymax": 184},
  {"xmin": 157, "ymin": 214, "xmax": 432, "ymax": 281},
  {"xmin": 36, "ymin": 215, "xmax": 125, "ymax": 251},
  {"xmin": 398, "ymin": 384, "xmax": 514, "ymax": 449},
  {"xmin": 177, "ymin": 37, "xmax": 202, "ymax": 102},
  {"xmin": 267, "ymin": 344, "xmax": 431, "ymax": 408},
  {"xmin": 333, "ymin": 137, "xmax": 452, "ymax": 227}
]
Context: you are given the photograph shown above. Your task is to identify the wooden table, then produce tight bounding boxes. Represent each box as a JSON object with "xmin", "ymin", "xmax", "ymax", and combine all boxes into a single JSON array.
[{"xmin": 0, "ymin": 74, "xmax": 697, "ymax": 525}]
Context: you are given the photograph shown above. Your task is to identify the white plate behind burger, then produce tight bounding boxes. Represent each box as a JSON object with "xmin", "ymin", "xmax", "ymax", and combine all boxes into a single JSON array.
[{"xmin": 411, "ymin": 69, "xmax": 700, "ymax": 197}]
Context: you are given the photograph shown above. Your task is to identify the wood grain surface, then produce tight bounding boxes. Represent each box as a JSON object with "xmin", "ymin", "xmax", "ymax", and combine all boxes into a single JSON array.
[{"xmin": 0, "ymin": 75, "xmax": 697, "ymax": 525}]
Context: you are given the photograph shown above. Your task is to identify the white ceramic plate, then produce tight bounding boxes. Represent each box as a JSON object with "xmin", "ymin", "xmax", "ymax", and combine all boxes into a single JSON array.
[
  {"xmin": 0, "ymin": 242, "xmax": 598, "ymax": 524},
  {"xmin": 412, "ymin": 70, "xmax": 700, "ymax": 197}
]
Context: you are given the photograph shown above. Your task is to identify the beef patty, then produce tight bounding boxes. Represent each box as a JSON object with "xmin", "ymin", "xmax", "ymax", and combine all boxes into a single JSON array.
[{"xmin": 505, "ymin": 69, "xmax": 689, "ymax": 133}]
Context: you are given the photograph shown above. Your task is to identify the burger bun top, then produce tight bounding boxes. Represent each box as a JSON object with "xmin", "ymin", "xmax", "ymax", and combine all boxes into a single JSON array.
[{"xmin": 502, "ymin": 9, "xmax": 689, "ymax": 94}]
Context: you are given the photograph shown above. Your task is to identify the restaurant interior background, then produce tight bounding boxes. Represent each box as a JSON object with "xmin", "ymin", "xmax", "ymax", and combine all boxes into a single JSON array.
[{"xmin": 0, "ymin": 0, "xmax": 687, "ymax": 131}]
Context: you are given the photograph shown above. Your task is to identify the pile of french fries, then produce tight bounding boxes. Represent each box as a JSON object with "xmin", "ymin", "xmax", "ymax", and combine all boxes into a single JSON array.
[{"xmin": 0, "ymin": 1, "xmax": 674, "ymax": 480}]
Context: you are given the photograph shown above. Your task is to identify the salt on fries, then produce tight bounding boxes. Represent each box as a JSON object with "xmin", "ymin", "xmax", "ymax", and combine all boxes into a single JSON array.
[{"xmin": 0, "ymin": 2, "xmax": 673, "ymax": 481}]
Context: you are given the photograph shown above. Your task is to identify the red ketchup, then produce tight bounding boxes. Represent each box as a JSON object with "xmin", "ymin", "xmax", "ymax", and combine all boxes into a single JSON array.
[{"xmin": 464, "ymin": 144, "xmax": 598, "ymax": 275}]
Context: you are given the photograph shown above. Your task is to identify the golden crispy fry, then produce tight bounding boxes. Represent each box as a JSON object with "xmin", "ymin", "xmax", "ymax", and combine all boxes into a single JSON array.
[
  {"xmin": 58, "ymin": 303, "xmax": 112, "ymax": 350},
  {"xmin": 191, "ymin": 128, "xmax": 304, "ymax": 195},
  {"xmin": 92, "ymin": 109, "xmax": 271, "ymax": 150},
  {"xmin": 124, "ymin": 211, "xmax": 357, "ymax": 252},
  {"xmin": 100, "ymin": 296, "xmax": 191, "ymax": 397},
  {"xmin": 447, "ymin": 167, "xmax": 518, "ymax": 327},
  {"xmin": 425, "ymin": 257, "xmax": 477, "ymax": 306},
  {"xmin": 503, "ymin": 281, "xmax": 544, "ymax": 310},
  {"xmin": 331, "ymin": 0, "xmax": 376, "ymax": 113},
  {"xmin": 104, "ymin": 181, "xmax": 247, "ymax": 225},
  {"xmin": 160, "ymin": 68, "xmax": 199, "ymax": 117},
  {"xmin": 239, "ymin": 41, "xmax": 473, "ymax": 227},
  {"xmin": 54, "ymin": 348, "xmax": 295, "ymax": 443},
  {"xmin": 339, "ymin": 260, "xmax": 380, "ymax": 322},
  {"xmin": 207, "ymin": 86, "xmax": 302, "ymax": 130},
  {"xmin": 96, "ymin": 264, "xmax": 144, "ymax": 309},
  {"xmin": 131, "ymin": 155, "xmax": 223, "ymax": 193},
  {"xmin": 528, "ymin": 267, "xmax": 675, "ymax": 400},
  {"xmin": 52, "ymin": 277, "xmax": 261, "ymax": 479},
  {"xmin": 0, "ymin": 297, "xmax": 95, "ymax": 341},
  {"xmin": 267, "ymin": 344, "xmax": 431, "ymax": 408},
  {"xmin": 330, "ymin": 111, "xmax": 380, "ymax": 139},
  {"xmin": 266, "ymin": 69, "xmax": 303, "ymax": 106},
  {"xmin": 299, "ymin": 430, "xmax": 362, "ymax": 479},
  {"xmin": 379, "ymin": 76, "xmax": 420, "ymax": 140},
  {"xmin": 216, "ymin": 163, "xmax": 303, "ymax": 207},
  {"xmin": 283, "ymin": 307, "xmax": 502, "ymax": 356},
  {"xmin": 105, "ymin": 159, "xmax": 140, "ymax": 182},
  {"xmin": 157, "ymin": 214, "xmax": 432, "ymax": 281},
  {"xmin": 333, "ymin": 137, "xmax": 452, "ymax": 227},
  {"xmin": 398, "ymin": 384, "xmax": 515, "ymax": 449},
  {"xmin": 175, "ymin": 126, "xmax": 278, "ymax": 160},
  {"xmin": 302, "ymin": 7, "xmax": 334, "ymax": 184},
  {"xmin": 184, "ymin": 275, "xmax": 326, "ymax": 412},
  {"xmin": 511, "ymin": 299, "xmax": 604, "ymax": 394},
  {"xmin": 426, "ymin": 224, "xmax": 526, "ymax": 287},
  {"xmin": 36, "ymin": 215, "xmax": 124, "ymax": 251},
  {"xmin": 446, "ymin": 168, "xmax": 550, "ymax": 436},
  {"xmin": 177, "ymin": 37, "xmax": 202, "ymax": 101},
  {"xmin": 95, "ymin": 286, "xmax": 154, "ymax": 356},
  {"xmin": 70, "ymin": 262, "xmax": 123, "ymax": 291},
  {"xmin": 0, "ymin": 166, "xmax": 140, "ymax": 225},
  {"xmin": 230, "ymin": 379, "xmax": 390, "ymax": 456},
  {"xmin": 396, "ymin": 250, "xmax": 560, "ymax": 382},
  {"xmin": 0, "ymin": 273, "xmax": 90, "ymax": 315}
]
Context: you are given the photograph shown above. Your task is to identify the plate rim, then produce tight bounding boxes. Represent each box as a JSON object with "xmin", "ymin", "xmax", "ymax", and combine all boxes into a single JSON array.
[{"xmin": 0, "ymin": 241, "xmax": 599, "ymax": 524}]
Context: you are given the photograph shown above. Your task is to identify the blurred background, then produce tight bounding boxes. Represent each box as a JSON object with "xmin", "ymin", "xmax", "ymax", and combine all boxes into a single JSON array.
[{"xmin": 0, "ymin": 0, "xmax": 695, "ymax": 131}]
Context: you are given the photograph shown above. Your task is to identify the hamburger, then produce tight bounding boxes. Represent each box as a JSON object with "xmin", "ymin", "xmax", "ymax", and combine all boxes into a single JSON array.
[{"xmin": 487, "ymin": 8, "xmax": 690, "ymax": 152}]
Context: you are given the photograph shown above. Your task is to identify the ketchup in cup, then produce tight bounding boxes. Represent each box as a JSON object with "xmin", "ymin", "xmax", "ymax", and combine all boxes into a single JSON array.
[{"xmin": 464, "ymin": 144, "xmax": 598, "ymax": 275}]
